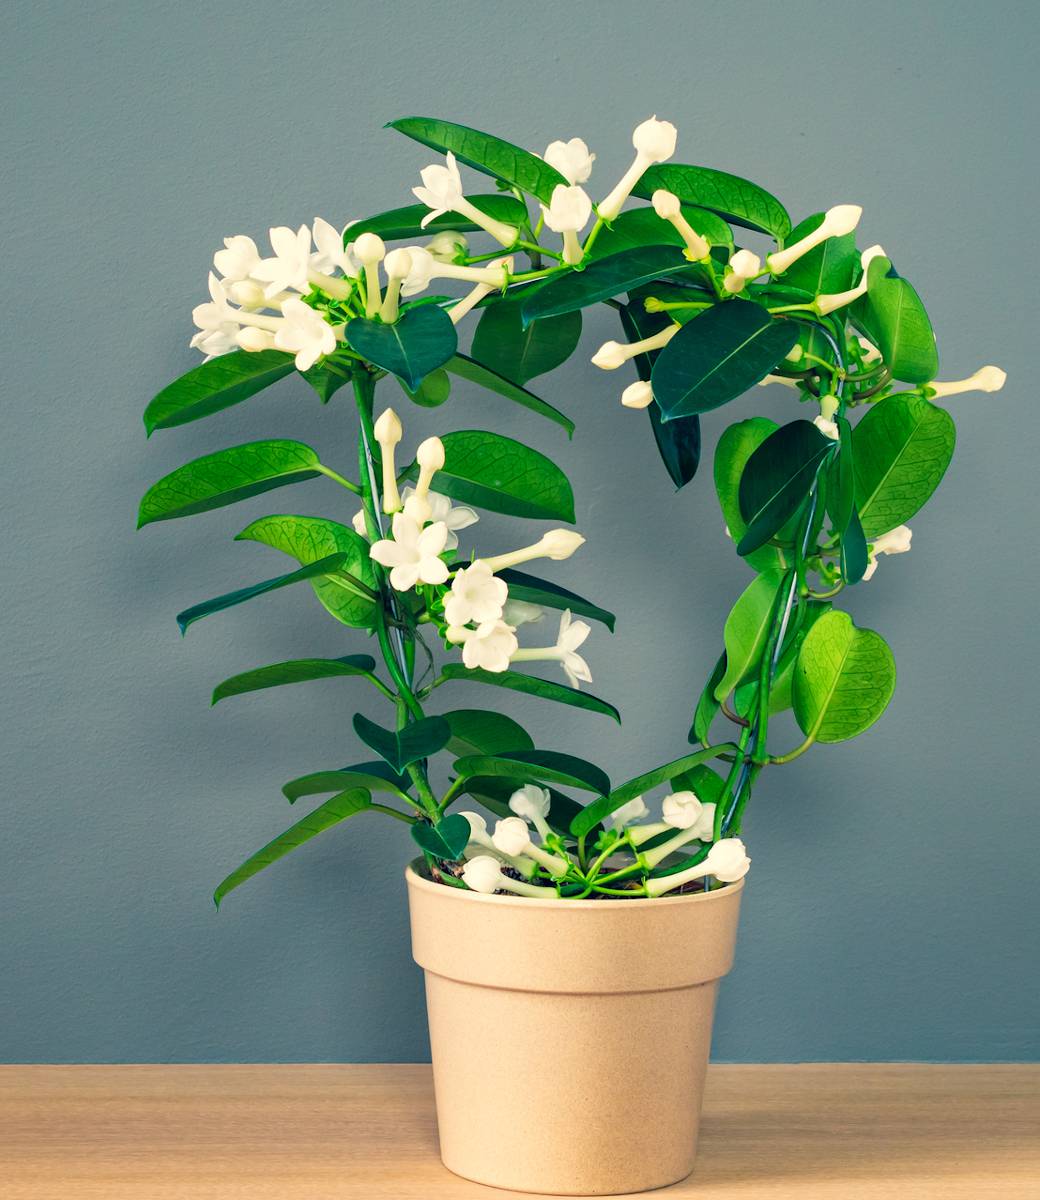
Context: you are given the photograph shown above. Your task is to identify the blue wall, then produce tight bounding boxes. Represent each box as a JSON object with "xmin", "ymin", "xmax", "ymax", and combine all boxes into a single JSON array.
[{"xmin": 2, "ymin": 0, "xmax": 1036, "ymax": 1062}]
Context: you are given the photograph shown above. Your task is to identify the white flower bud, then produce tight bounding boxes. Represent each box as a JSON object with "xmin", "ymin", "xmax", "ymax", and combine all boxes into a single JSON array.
[
  {"xmin": 928, "ymin": 366, "xmax": 1007, "ymax": 398},
  {"xmin": 873, "ymin": 525, "xmax": 913, "ymax": 556},
  {"xmin": 606, "ymin": 796, "xmax": 649, "ymax": 832},
  {"xmin": 815, "ymin": 244, "xmax": 887, "ymax": 315},
  {"xmin": 509, "ymin": 784, "xmax": 551, "ymax": 822},
  {"xmin": 704, "ymin": 837, "xmax": 751, "ymax": 882},
  {"xmin": 492, "ymin": 816, "xmax": 532, "ymax": 858},
  {"xmin": 383, "ymin": 247, "xmax": 413, "ymax": 280},
  {"xmin": 813, "ymin": 415, "xmax": 839, "ymax": 440},
  {"xmin": 425, "ymin": 230, "xmax": 468, "ymax": 262},
  {"xmin": 651, "ymin": 189, "xmax": 681, "ymax": 219},
  {"xmin": 236, "ymin": 326, "xmax": 276, "ymax": 352},
  {"xmin": 767, "ymin": 204, "xmax": 864, "ymax": 275},
  {"xmin": 373, "ymin": 407, "xmax": 402, "ymax": 446},
  {"xmin": 460, "ymin": 810, "xmax": 488, "ymax": 837},
  {"xmin": 539, "ymin": 529, "xmax": 585, "ymax": 560},
  {"xmin": 542, "ymin": 185, "xmax": 593, "ymax": 233},
  {"xmin": 462, "ymin": 855, "xmax": 504, "ymax": 894},
  {"xmin": 621, "ymin": 380, "xmax": 654, "ymax": 409},
  {"xmin": 632, "ymin": 115, "xmax": 677, "ymax": 161},
  {"xmin": 723, "ymin": 248, "xmax": 762, "ymax": 294},
  {"xmin": 353, "ymin": 232, "xmax": 386, "ymax": 265},
  {"xmin": 591, "ymin": 341, "xmax": 629, "ymax": 370},
  {"xmin": 416, "ymin": 436, "xmax": 445, "ymax": 471},
  {"xmin": 662, "ymin": 790, "xmax": 703, "ymax": 830}
]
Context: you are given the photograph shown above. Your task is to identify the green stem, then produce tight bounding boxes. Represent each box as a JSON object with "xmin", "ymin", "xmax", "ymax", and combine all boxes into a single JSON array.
[
  {"xmin": 370, "ymin": 803, "xmax": 417, "ymax": 825},
  {"xmin": 314, "ymin": 464, "xmax": 361, "ymax": 495}
]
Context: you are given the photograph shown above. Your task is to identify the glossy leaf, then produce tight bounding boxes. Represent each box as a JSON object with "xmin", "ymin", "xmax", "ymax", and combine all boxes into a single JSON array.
[
  {"xmin": 793, "ymin": 611, "xmax": 896, "ymax": 743},
  {"xmin": 346, "ymin": 305, "xmax": 458, "ymax": 392},
  {"xmin": 671, "ymin": 763, "xmax": 727, "ymax": 807},
  {"xmin": 840, "ymin": 507, "xmax": 869, "ymax": 585},
  {"xmin": 689, "ymin": 651, "xmax": 726, "ymax": 744},
  {"xmin": 472, "ymin": 302, "xmax": 582, "ymax": 384},
  {"xmin": 589, "ymin": 205, "xmax": 732, "ymax": 258},
  {"xmin": 714, "ymin": 417, "xmax": 785, "ymax": 572},
  {"xmin": 737, "ymin": 420, "xmax": 833, "ymax": 556},
  {"xmin": 715, "ymin": 570, "xmax": 787, "ymax": 700},
  {"xmin": 783, "ymin": 213, "xmax": 859, "ymax": 296},
  {"xmin": 853, "ymin": 393, "xmax": 956, "ymax": 538},
  {"xmin": 400, "ymin": 367, "xmax": 451, "ymax": 408},
  {"xmin": 211, "ymin": 656, "xmax": 379, "ymax": 704},
  {"xmin": 652, "ymin": 300, "xmax": 799, "ymax": 421},
  {"xmin": 299, "ymin": 360, "xmax": 352, "ymax": 404},
  {"xmin": 407, "ymin": 430, "xmax": 574, "ymax": 521},
  {"xmin": 213, "ymin": 788, "xmax": 371, "ymax": 906},
  {"xmin": 826, "ymin": 415, "xmax": 856, "ymax": 537},
  {"xmin": 143, "ymin": 350, "xmax": 295, "ymax": 435},
  {"xmin": 282, "ymin": 761, "xmax": 412, "ymax": 804},
  {"xmin": 439, "ymin": 664, "xmax": 620, "ymax": 723},
  {"xmin": 852, "ymin": 255, "xmax": 938, "ymax": 384},
  {"xmin": 138, "ymin": 440, "xmax": 322, "ymax": 527},
  {"xmin": 445, "ymin": 354, "xmax": 573, "ymax": 434},
  {"xmin": 497, "ymin": 569, "xmax": 615, "ymax": 632},
  {"xmin": 176, "ymin": 554, "xmax": 350, "ymax": 635},
  {"xmin": 453, "ymin": 750, "xmax": 610, "ymax": 796},
  {"xmin": 347, "ymin": 194, "xmax": 528, "ymax": 242},
  {"xmin": 634, "ymin": 163, "xmax": 791, "ymax": 240},
  {"xmin": 411, "ymin": 814, "xmax": 471, "ymax": 861},
  {"xmin": 353, "ymin": 713, "xmax": 451, "ymax": 773},
  {"xmin": 767, "ymin": 601, "xmax": 830, "ymax": 714},
  {"xmin": 521, "ymin": 245, "xmax": 692, "ymax": 325},
  {"xmin": 388, "ymin": 116, "xmax": 567, "ymax": 203},
  {"xmin": 236, "ymin": 514, "xmax": 379, "ymax": 628},
  {"xmin": 443, "ymin": 709, "xmax": 534, "ymax": 757},
  {"xmin": 456, "ymin": 775, "xmax": 583, "ymax": 835}
]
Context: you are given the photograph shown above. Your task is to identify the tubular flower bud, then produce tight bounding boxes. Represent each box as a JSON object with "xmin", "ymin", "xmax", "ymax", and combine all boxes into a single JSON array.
[
  {"xmin": 815, "ymin": 244, "xmax": 886, "ymax": 315},
  {"xmin": 598, "ymin": 116, "xmax": 678, "ymax": 221},
  {"xmin": 354, "ymin": 232, "xmax": 386, "ymax": 318},
  {"xmin": 492, "ymin": 818, "xmax": 569, "ymax": 878},
  {"xmin": 459, "ymin": 813, "xmax": 537, "ymax": 877},
  {"xmin": 236, "ymin": 326, "xmax": 276, "ymax": 352},
  {"xmin": 645, "ymin": 837, "xmax": 751, "ymax": 896},
  {"xmin": 544, "ymin": 137, "xmax": 596, "ymax": 185},
  {"xmin": 373, "ymin": 407, "xmax": 403, "ymax": 514},
  {"xmin": 927, "ymin": 366, "xmax": 1007, "ymax": 398},
  {"xmin": 621, "ymin": 380, "xmax": 654, "ymax": 409},
  {"xmin": 483, "ymin": 529, "xmax": 585, "ymax": 572},
  {"xmin": 723, "ymin": 249, "xmax": 763, "ymax": 295},
  {"xmin": 379, "ymin": 247, "xmax": 413, "ymax": 323},
  {"xmin": 425, "ymin": 230, "xmax": 468, "ymax": 262},
  {"xmin": 651, "ymin": 189, "xmax": 710, "ymax": 260},
  {"xmin": 756, "ymin": 373, "xmax": 801, "ymax": 389},
  {"xmin": 592, "ymin": 324, "xmax": 679, "ymax": 370},
  {"xmin": 767, "ymin": 204, "xmax": 863, "ymax": 275},
  {"xmin": 448, "ymin": 256, "xmax": 513, "ymax": 325},
  {"xmin": 542, "ymin": 184, "xmax": 593, "ymax": 265},
  {"xmin": 461, "ymin": 854, "xmax": 550, "ymax": 896},
  {"xmin": 641, "ymin": 793, "xmax": 716, "ymax": 868},
  {"xmin": 414, "ymin": 435, "xmax": 445, "ymax": 500},
  {"xmin": 509, "ymin": 784, "xmax": 553, "ymax": 841},
  {"xmin": 400, "ymin": 246, "xmax": 509, "ymax": 297},
  {"xmin": 606, "ymin": 796, "xmax": 649, "ymax": 832},
  {"xmin": 863, "ymin": 524, "xmax": 912, "ymax": 581},
  {"xmin": 413, "ymin": 152, "xmax": 518, "ymax": 246}
]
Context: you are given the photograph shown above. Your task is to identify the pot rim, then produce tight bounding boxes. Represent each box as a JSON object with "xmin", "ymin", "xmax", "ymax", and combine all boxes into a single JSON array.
[{"xmin": 405, "ymin": 860, "xmax": 744, "ymax": 911}]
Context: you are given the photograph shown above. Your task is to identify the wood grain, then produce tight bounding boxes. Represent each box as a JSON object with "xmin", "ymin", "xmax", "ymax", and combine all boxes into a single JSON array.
[{"xmin": 1, "ymin": 1064, "xmax": 1036, "ymax": 1199}]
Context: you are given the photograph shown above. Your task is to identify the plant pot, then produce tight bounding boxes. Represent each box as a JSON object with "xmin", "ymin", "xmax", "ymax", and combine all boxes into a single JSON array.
[{"xmin": 405, "ymin": 862, "xmax": 744, "ymax": 1196}]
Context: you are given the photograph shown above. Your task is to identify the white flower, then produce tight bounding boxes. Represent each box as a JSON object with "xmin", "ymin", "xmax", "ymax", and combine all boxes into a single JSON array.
[
  {"xmin": 510, "ymin": 609, "xmax": 592, "ymax": 689},
  {"xmin": 444, "ymin": 561, "xmax": 508, "ymax": 627},
  {"xmin": 271, "ymin": 298, "xmax": 336, "ymax": 371},
  {"xmin": 369, "ymin": 512, "xmax": 449, "ymax": 591},
  {"xmin": 425, "ymin": 230, "xmax": 468, "ymax": 261},
  {"xmin": 813, "ymin": 415, "xmax": 840, "ymax": 440},
  {"xmin": 311, "ymin": 217, "xmax": 359, "ymax": 277},
  {"xmin": 544, "ymin": 137, "xmax": 595, "ymax": 185},
  {"xmin": 414, "ymin": 436, "xmax": 445, "ymax": 501},
  {"xmin": 236, "ymin": 326, "xmax": 275, "ymax": 352},
  {"xmin": 542, "ymin": 184, "xmax": 593, "ymax": 265},
  {"xmin": 483, "ymin": 529, "xmax": 585, "ymax": 572},
  {"xmin": 451, "ymin": 619, "xmax": 519, "ymax": 673},
  {"xmin": 373, "ymin": 407, "xmax": 403, "ymax": 514},
  {"xmin": 723, "ymin": 249, "xmax": 763, "ymax": 295},
  {"xmin": 413, "ymin": 152, "xmax": 518, "ymax": 246},
  {"xmin": 228, "ymin": 280, "xmax": 277, "ymax": 310},
  {"xmin": 863, "ymin": 525, "xmax": 912, "ymax": 581},
  {"xmin": 351, "ymin": 509, "xmax": 368, "ymax": 537},
  {"xmin": 606, "ymin": 796, "xmax": 649, "ymax": 832},
  {"xmin": 645, "ymin": 837, "xmax": 750, "ymax": 896},
  {"xmin": 598, "ymin": 116, "xmax": 678, "ymax": 221},
  {"xmin": 815, "ymin": 245, "xmax": 887, "ymax": 315},
  {"xmin": 190, "ymin": 277, "xmax": 240, "ymax": 356},
  {"xmin": 502, "ymin": 598, "xmax": 545, "ymax": 627},
  {"xmin": 492, "ymin": 817, "xmax": 568, "ymax": 878},
  {"xmin": 621, "ymin": 381, "xmax": 654, "ymax": 409},
  {"xmin": 591, "ymin": 324, "xmax": 678, "ymax": 369},
  {"xmin": 400, "ymin": 487, "xmax": 477, "ymax": 550},
  {"xmin": 448, "ymin": 256, "xmax": 513, "ymax": 325},
  {"xmin": 252, "ymin": 225, "xmax": 313, "ymax": 297},
  {"xmin": 767, "ymin": 205, "xmax": 863, "ymax": 275},
  {"xmin": 460, "ymin": 810, "xmax": 488, "ymax": 839},
  {"xmin": 662, "ymin": 790, "xmax": 703, "ymax": 830},
  {"xmin": 461, "ymin": 855, "xmax": 503, "ymax": 893},
  {"xmin": 353, "ymin": 233, "xmax": 386, "ymax": 318},
  {"xmin": 928, "ymin": 366, "xmax": 1007, "ymax": 398},
  {"xmin": 651, "ymin": 189, "xmax": 710, "ymax": 260},
  {"xmin": 509, "ymin": 784, "xmax": 552, "ymax": 840},
  {"xmin": 213, "ymin": 234, "xmax": 261, "ymax": 283},
  {"xmin": 756, "ymin": 374, "xmax": 801, "ymax": 389}
]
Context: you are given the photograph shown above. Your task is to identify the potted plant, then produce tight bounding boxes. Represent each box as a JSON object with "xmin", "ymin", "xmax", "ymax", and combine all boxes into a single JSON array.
[{"xmin": 137, "ymin": 114, "xmax": 1004, "ymax": 1195}]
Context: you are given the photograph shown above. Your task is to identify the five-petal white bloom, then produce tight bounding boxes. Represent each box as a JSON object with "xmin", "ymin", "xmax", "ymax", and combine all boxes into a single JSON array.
[
  {"xmin": 448, "ymin": 619, "xmax": 519, "ymax": 673},
  {"xmin": 511, "ymin": 609, "xmax": 592, "ymax": 689},
  {"xmin": 214, "ymin": 234, "xmax": 262, "ymax": 283},
  {"xmin": 444, "ymin": 560, "xmax": 508, "ymax": 627},
  {"xmin": 542, "ymin": 184, "xmax": 593, "ymax": 264},
  {"xmin": 509, "ymin": 784, "xmax": 553, "ymax": 841},
  {"xmin": 543, "ymin": 137, "xmax": 596, "ymax": 184},
  {"xmin": 369, "ymin": 512, "xmax": 450, "ymax": 591},
  {"xmin": 399, "ymin": 487, "xmax": 477, "ymax": 550},
  {"xmin": 273, "ymin": 298, "xmax": 337, "ymax": 371},
  {"xmin": 413, "ymin": 151, "xmax": 518, "ymax": 246},
  {"xmin": 606, "ymin": 796, "xmax": 649, "ymax": 832},
  {"xmin": 252, "ymin": 224, "xmax": 313, "ymax": 297}
]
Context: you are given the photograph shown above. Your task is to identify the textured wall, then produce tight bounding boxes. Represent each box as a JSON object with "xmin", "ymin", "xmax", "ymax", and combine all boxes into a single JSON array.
[{"xmin": 2, "ymin": 0, "xmax": 1036, "ymax": 1063}]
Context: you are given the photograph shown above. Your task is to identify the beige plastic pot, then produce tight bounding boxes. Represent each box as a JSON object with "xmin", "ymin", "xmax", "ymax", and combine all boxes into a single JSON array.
[{"xmin": 406, "ymin": 862, "xmax": 744, "ymax": 1196}]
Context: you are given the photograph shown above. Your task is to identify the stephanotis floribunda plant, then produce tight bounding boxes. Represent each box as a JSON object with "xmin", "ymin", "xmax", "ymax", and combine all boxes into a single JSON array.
[{"xmin": 138, "ymin": 116, "xmax": 1004, "ymax": 904}]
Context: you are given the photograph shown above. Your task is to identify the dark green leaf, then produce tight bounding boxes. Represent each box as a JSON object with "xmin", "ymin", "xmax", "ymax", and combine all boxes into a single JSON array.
[
  {"xmin": 176, "ymin": 553, "xmax": 350, "ymax": 635},
  {"xmin": 143, "ymin": 350, "xmax": 295, "ymax": 435},
  {"xmin": 445, "ymin": 354, "xmax": 573, "ymax": 434},
  {"xmin": 213, "ymin": 788, "xmax": 371, "ymax": 906},
  {"xmin": 497, "ymin": 568, "xmax": 615, "ymax": 632},
  {"xmin": 714, "ymin": 417, "xmax": 786, "ymax": 572},
  {"xmin": 347, "ymin": 195, "xmax": 528, "ymax": 241},
  {"xmin": 410, "ymin": 813, "xmax": 472, "ymax": 861},
  {"xmin": 211, "ymin": 656, "xmax": 379, "ymax": 704},
  {"xmin": 439, "ymin": 664, "xmax": 620, "ymax": 723},
  {"xmin": 353, "ymin": 713, "xmax": 451, "ymax": 773},
  {"xmin": 783, "ymin": 213, "xmax": 859, "ymax": 296},
  {"xmin": 689, "ymin": 651, "xmax": 726, "ymax": 744},
  {"xmin": 138, "ymin": 440, "xmax": 323, "ymax": 527},
  {"xmin": 388, "ymin": 116, "xmax": 568, "ymax": 204},
  {"xmin": 522, "ymin": 245, "xmax": 693, "ymax": 325},
  {"xmin": 715, "ymin": 570, "xmax": 787, "ymax": 700},
  {"xmin": 852, "ymin": 255, "xmax": 938, "ymax": 384},
  {"xmin": 299, "ymin": 360, "xmax": 352, "ymax": 404},
  {"xmin": 282, "ymin": 760, "xmax": 411, "ymax": 803},
  {"xmin": 453, "ymin": 750, "xmax": 610, "ymax": 796},
  {"xmin": 767, "ymin": 600, "xmax": 830, "ymax": 715},
  {"xmin": 853, "ymin": 392, "xmax": 956, "ymax": 538},
  {"xmin": 589, "ymin": 205, "xmax": 732, "ymax": 258},
  {"xmin": 443, "ymin": 709, "xmax": 534, "ymax": 757},
  {"xmin": 651, "ymin": 300, "xmax": 799, "ymax": 420},
  {"xmin": 455, "ymin": 775, "xmax": 583, "ymax": 835},
  {"xmin": 346, "ymin": 305, "xmax": 458, "ymax": 392},
  {"xmin": 826, "ymin": 415, "xmax": 856, "ymax": 537},
  {"xmin": 472, "ymin": 302, "xmax": 582, "ymax": 385},
  {"xmin": 840, "ymin": 507, "xmax": 869, "ymax": 585},
  {"xmin": 634, "ymin": 163, "xmax": 791, "ymax": 240},
  {"xmin": 407, "ymin": 429, "xmax": 574, "ymax": 521},
  {"xmin": 671, "ymin": 763, "xmax": 727, "ymax": 807},
  {"xmin": 737, "ymin": 420, "xmax": 833, "ymax": 556},
  {"xmin": 400, "ymin": 368, "xmax": 451, "ymax": 407}
]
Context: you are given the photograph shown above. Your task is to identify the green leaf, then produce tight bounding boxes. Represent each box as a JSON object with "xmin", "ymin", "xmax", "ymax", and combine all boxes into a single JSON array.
[
  {"xmin": 714, "ymin": 570, "xmax": 787, "ymax": 700},
  {"xmin": 671, "ymin": 763, "xmax": 727, "ymax": 807},
  {"xmin": 840, "ymin": 507, "xmax": 869, "ymax": 585},
  {"xmin": 400, "ymin": 368, "xmax": 451, "ymax": 407},
  {"xmin": 767, "ymin": 601, "xmax": 830, "ymax": 714},
  {"xmin": 853, "ymin": 393, "xmax": 956, "ymax": 538},
  {"xmin": 211, "ymin": 656, "xmax": 379, "ymax": 704},
  {"xmin": 236, "ymin": 514, "xmax": 379, "ymax": 628},
  {"xmin": 737, "ymin": 420, "xmax": 833, "ymax": 556},
  {"xmin": 793, "ymin": 611, "xmax": 896, "ymax": 743},
  {"xmin": 439, "ymin": 664, "xmax": 620, "ymax": 723},
  {"xmin": 689, "ymin": 651, "xmax": 726, "ymax": 744},
  {"xmin": 453, "ymin": 750, "xmax": 610, "ymax": 796},
  {"xmin": 347, "ymin": 195, "xmax": 529, "ymax": 242},
  {"xmin": 411, "ymin": 813, "xmax": 473, "ymax": 861},
  {"xmin": 282, "ymin": 761, "xmax": 412, "ymax": 804},
  {"xmin": 143, "ymin": 350, "xmax": 295, "ymax": 435},
  {"xmin": 852, "ymin": 255, "xmax": 938, "ymax": 384},
  {"xmin": 714, "ymin": 417, "xmax": 785, "ymax": 572},
  {"xmin": 651, "ymin": 300, "xmax": 799, "ymax": 421},
  {"xmin": 633, "ymin": 164, "xmax": 791, "ymax": 240},
  {"xmin": 213, "ymin": 788, "xmax": 371, "ymax": 906},
  {"xmin": 443, "ymin": 709, "xmax": 534, "ymax": 757},
  {"xmin": 522, "ymin": 245, "xmax": 693, "ymax": 324},
  {"xmin": 176, "ymin": 553, "xmax": 350, "ymax": 635},
  {"xmin": 299, "ymin": 360, "xmax": 352, "ymax": 404},
  {"xmin": 588, "ymin": 205, "xmax": 733, "ymax": 258},
  {"xmin": 445, "ymin": 354, "xmax": 574, "ymax": 435},
  {"xmin": 472, "ymin": 302, "xmax": 582, "ymax": 385},
  {"xmin": 353, "ymin": 713, "xmax": 451, "ymax": 773},
  {"xmin": 345, "ymin": 306, "xmax": 458, "ymax": 392},
  {"xmin": 138, "ymin": 440, "xmax": 323, "ymax": 527},
  {"xmin": 455, "ymin": 775, "xmax": 583, "ymax": 835},
  {"xmin": 388, "ymin": 116, "xmax": 568, "ymax": 204},
  {"xmin": 826, "ymin": 415, "xmax": 856, "ymax": 537},
  {"xmin": 407, "ymin": 429, "xmax": 574, "ymax": 521},
  {"xmin": 782, "ymin": 213, "xmax": 859, "ymax": 296},
  {"xmin": 497, "ymin": 569, "xmax": 615, "ymax": 632}
]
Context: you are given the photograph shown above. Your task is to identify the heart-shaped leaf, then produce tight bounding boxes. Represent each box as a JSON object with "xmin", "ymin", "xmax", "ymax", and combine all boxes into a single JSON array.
[
  {"xmin": 299, "ymin": 360, "xmax": 353, "ymax": 404},
  {"xmin": 737, "ymin": 421, "xmax": 833, "ymax": 556},
  {"xmin": 211, "ymin": 656, "xmax": 379, "ymax": 704},
  {"xmin": 445, "ymin": 355, "xmax": 573, "ymax": 434},
  {"xmin": 347, "ymin": 194, "xmax": 528, "ymax": 242},
  {"xmin": 443, "ymin": 709, "xmax": 535, "ymax": 757},
  {"xmin": 346, "ymin": 305, "xmax": 458, "ymax": 391},
  {"xmin": 411, "ymin": 814, "xmax": 471, "ymax": 861},
  {"xmin": 353, "ymin": 713, "xmax": 451, "ymax": 773},
  {"xmin": 714, "ymin": 570, "xmax": 788, "ymax": 700},
  {"xmin": 400, "ymin": 368, "xmax": 451, "ymax": 407},
  {"xmin": 472, "ymin": 302, "xmax": 582, "ymax": 385},
  {"xmin": 852, "ymin": 255, "xmax": 938, "ymax": 384},
  {"xmin": 143, "ymin": 350, "xmax": 296, "ymax": 435},
  {"xmin": 633, "ymin": 164, "xmax": 791, "ymax": 240},
  {"xmin": 439, "ymin": 665, "xmax": 620, "ymax": 724},
  {"xmin": 453, "ymin": 750, "xmax": 610, "ymax": 796}
]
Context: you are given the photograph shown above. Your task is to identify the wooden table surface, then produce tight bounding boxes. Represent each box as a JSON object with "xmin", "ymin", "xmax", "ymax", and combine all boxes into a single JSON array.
[{"xmin": 1, "ymin": 1064, "xmax": 1036, "ymax": 1199}]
